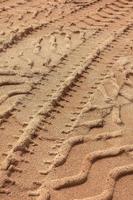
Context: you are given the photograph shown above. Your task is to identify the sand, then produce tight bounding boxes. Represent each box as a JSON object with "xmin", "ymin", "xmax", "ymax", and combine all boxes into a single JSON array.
[{"xmin": 0, "ymin": 0, "xmax": 133, "ymax": 199}]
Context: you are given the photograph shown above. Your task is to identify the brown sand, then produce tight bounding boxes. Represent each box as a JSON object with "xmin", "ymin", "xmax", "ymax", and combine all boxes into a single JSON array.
[{"xmin": 0, "ymin": 0, "xmax": 133, "ymax": 199}]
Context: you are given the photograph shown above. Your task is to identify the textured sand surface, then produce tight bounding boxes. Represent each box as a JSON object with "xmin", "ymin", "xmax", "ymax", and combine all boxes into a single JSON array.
[{"xmin": 0, "ymin": 0, "xmax": 133, "ymax": 199}]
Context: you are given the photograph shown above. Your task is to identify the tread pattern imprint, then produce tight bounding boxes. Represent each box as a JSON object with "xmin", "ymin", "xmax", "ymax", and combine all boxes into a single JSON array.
[{"xmin": 0, "ymin": 0, "xmax": 133, "ymax": 199}]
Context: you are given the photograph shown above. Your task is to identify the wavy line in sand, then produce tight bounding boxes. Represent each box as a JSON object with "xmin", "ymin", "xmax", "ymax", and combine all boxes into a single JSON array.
[{"xmin": 33, "ymin": 144, "xmax": 133, "ymax": 200}]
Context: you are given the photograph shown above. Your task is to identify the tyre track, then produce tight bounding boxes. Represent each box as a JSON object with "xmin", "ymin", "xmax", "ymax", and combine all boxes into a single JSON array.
[
  {"xmin": 0, "ymin": 0, "xmax": 133, "ymax": 199},
  {"xmin": 0, "ymin": 7, "xmax": 132, "ymax": 166},
  {"xmin": 0, "ymin": 0, "xmax": 130, "ymax": 52},
  {"xmin": 0, "ymin": 21, "xmax": 133, "ymax": 200}
]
